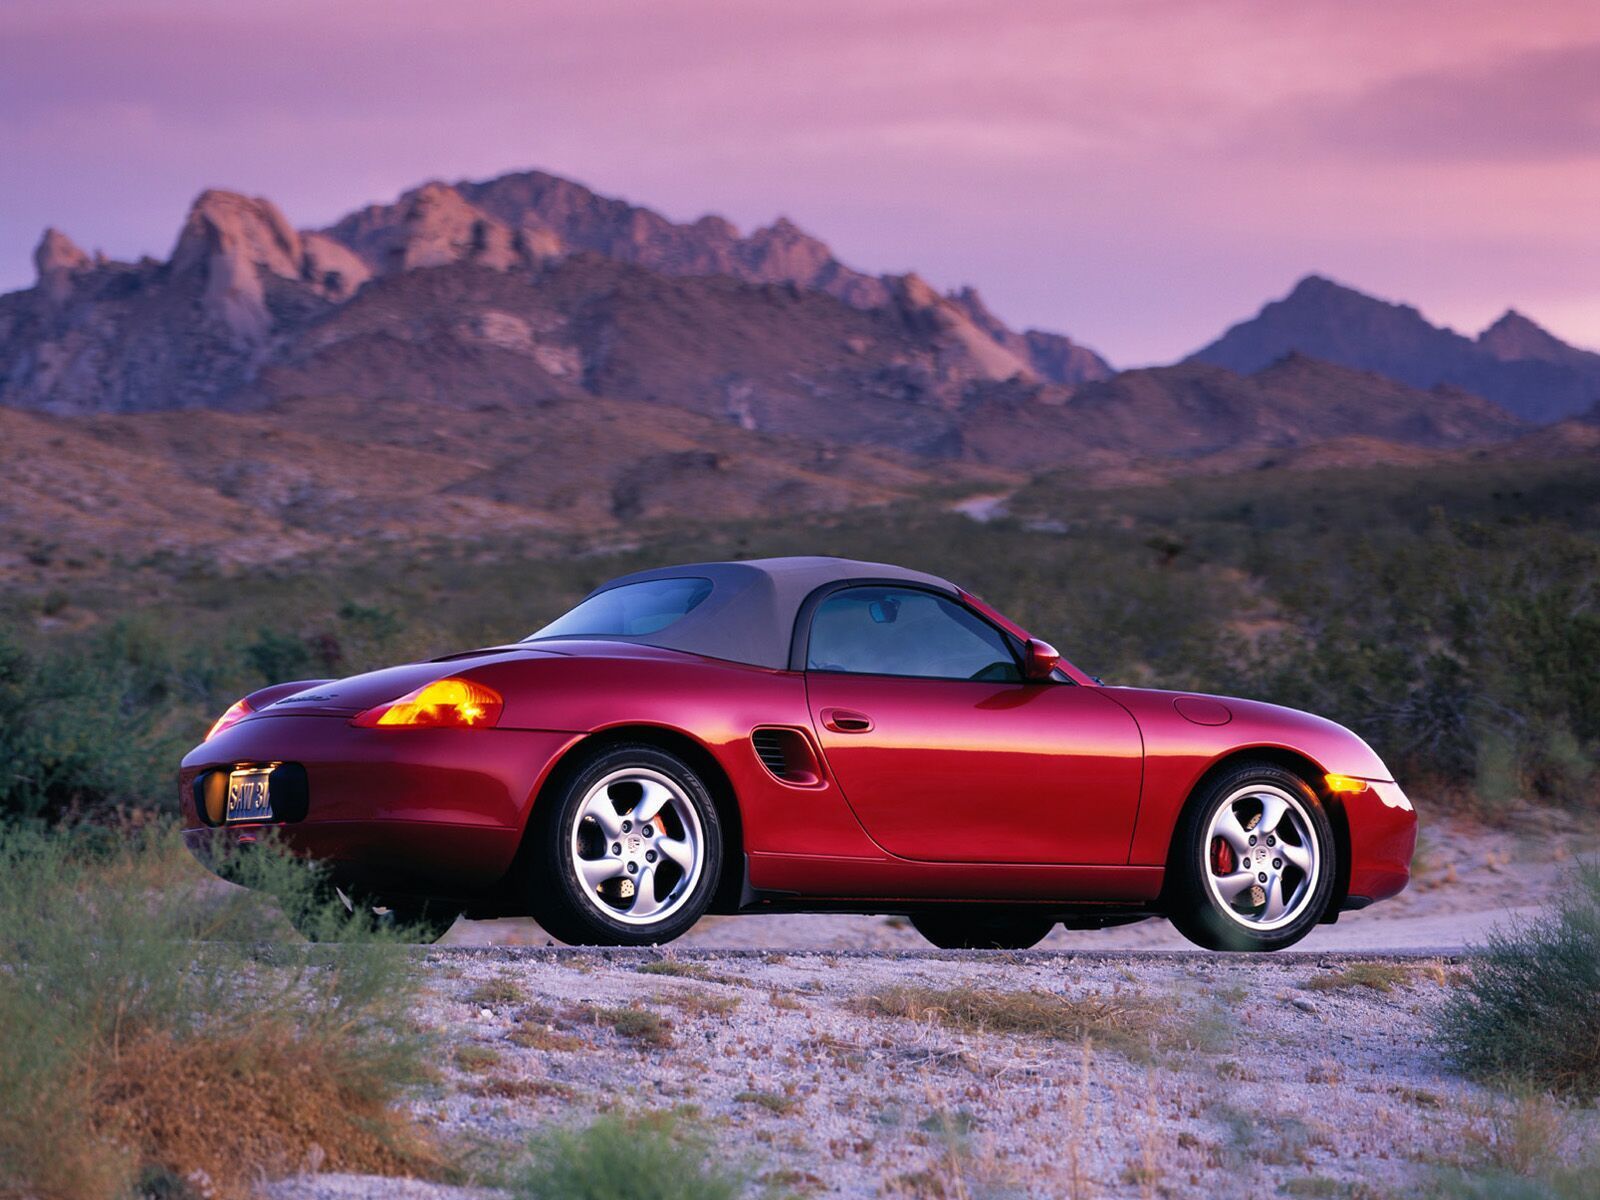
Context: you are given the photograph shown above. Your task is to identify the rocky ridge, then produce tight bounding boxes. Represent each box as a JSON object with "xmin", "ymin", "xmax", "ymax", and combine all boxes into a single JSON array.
[{"xmin": 1189, "ymin": 274, "xmax": 1600, "ymax": 424}]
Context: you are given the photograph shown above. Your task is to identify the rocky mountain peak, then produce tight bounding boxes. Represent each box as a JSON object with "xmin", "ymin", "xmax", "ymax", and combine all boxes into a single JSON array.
[
  {"xmin": 168, "ymin": 190, "xmax": 306, "ymax": 345},
  {"xmin": 34, "ymin": 227, "xmax": 91, "ymax": 277},
  {"xmin": 1191, "ymin": 275, "xmax": 1600, "ymax": 423},
  {"xmin": 170, "ymin": 190, "xmax": 303, "ymax": 281},
  {"xmin": 33, "ymin": 228, "xmax": 91, "ymax": 302},
  {"xmin": 1477, "ymin": 309, "xmax": 1576, "ymax": 363}
]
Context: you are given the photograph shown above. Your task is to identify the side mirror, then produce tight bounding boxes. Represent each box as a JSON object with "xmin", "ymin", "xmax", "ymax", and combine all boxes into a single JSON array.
[{"xmin": 1022, "ymin": 638, "xmax": 1061, "ymax": 681}]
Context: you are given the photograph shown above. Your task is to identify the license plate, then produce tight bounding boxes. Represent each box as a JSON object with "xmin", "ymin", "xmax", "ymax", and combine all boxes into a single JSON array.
[{"xmin": 226, "ymin": 768, "xmax": 274, "ymax": 823}]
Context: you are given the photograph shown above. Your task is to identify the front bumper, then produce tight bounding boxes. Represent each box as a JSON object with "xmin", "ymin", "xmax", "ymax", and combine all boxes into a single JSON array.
[
  {"xmin": 1341, "ymin": 779, "xmax": 1417, "ymax": 906},
  {"xmin": 179, "ymin": 715, "xmax": 580, "ymax": 896}
]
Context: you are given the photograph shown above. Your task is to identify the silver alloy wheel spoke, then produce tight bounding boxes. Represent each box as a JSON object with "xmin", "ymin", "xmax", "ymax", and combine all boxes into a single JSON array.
[
  {"xmin": 1278, "ymin": 840, "xmax": 1312, "ymax": 873},
  {"xmin": 1261, "ymin": 874, "xmax": 1288, "ymax": 921},
  {"xmin": 628, "ymin": 863, "xmax": 662, "ymax": 918},
  {"xmin": 1214, "ymin": 810, "xmax": 1253, "ymax": 856},
  {"xmin": 1214, "ymin": 868, "xmax": 1258, "ymax": 901},
  {"xmin": 1256, "ymin": 791, "xmax": 1289, "ymax": 837},
  {"xmin": 578, "ymin": 855, "xmax": 626, "ymax": 890},
  {"xmin": 583, "ymin": 792, "xmax": 625, "ymax": 840},
  {"xmin": 657, "ymin": 836, "xmax": 694, "ymax": 872},
  {"xmin": 631, "ymin": 779, "xmax": 675, "ymax": 824}
]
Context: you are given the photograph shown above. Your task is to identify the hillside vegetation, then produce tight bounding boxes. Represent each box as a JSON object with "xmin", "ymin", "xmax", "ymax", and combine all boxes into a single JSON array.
[{"xmin": 1, "ymin": 454, "xmax": 1596, "ymax": 825}]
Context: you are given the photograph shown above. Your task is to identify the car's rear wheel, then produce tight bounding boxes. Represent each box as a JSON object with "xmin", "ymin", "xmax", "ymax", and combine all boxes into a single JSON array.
[
  {"xmin": 287, "ymin": 884, "xmax": 461, "ymax": 944},
  {"xmin": 1166, "ymin": 761, "xmax": 1335, "ymax": 951},
  {"xmin": 530, "ymin": 743, "xmax": 722, "ymax": 947},
  {"xmin": 909, "ymin": 909, "xmax": 1056, "ymax": 950}
]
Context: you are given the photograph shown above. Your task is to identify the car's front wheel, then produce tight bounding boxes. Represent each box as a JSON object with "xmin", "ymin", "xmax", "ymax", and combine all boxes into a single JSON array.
[
  {"xmin": 530, "ymin": 743, "xmax": 722, "ymax": 946},
  {"xmin": 1165, "ymin": 762, "xmax": 1335, "ymax": 951},
  {"xmin": 909, "ymin": 908, "xmax": 1056, "ymax": 950}
]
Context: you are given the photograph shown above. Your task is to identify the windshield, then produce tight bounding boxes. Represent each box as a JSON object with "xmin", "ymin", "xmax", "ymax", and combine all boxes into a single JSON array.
[{"xmin": 526, "ymin": 577, "xmax": 714, "ymax": 640}]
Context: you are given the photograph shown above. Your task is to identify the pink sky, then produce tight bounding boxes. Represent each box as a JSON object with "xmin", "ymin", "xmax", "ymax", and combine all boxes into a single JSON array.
[{"xmin": 2, "ymin": 0, "xmax": 1597, "ymax": 364}]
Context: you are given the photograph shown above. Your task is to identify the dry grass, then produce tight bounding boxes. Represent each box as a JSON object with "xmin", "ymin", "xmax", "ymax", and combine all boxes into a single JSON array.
[
  {"xmin": 508, "ymin": 1022, "xmax": 586, "ymax": 1053},
  {"xmin": 468, "ymin": 1076, "xmax": 577, "ymax": 1101},
  {"xmin": 593, "ymin": 1005, "xmax": 675, "ymax": 1048},
  {"xmin": 1304, "ymin": 963, "xmax": 1417, "ymax": 993},
  {"xmin": 655, "ymin": 989, "xmax": 741, "ymax": 1018},
  {"xmin": 94, "ymin": 1025, "xmax": 441, "ymax": 1199},
  {"xmin": 734, "ymin": 1089, "xmax": 801, "ymax": 1116},
  {"xmin": 0, "ymin": 826, "xmax": 438, "ymax": 1200},
  {"xmin": 856, "ymin": 984, "xmax": 1174, "ymax": 1058},
  {"xmin": 465, "ymin": 976, "xmax": 527, "ymax": 1006},
  {"xmin": 454, "ymin": 1044, "xmax": 502, "ymax": 1073},
  {"xmin": 637, "ymin": 959, "xmax": 713, "ymax": 979}
]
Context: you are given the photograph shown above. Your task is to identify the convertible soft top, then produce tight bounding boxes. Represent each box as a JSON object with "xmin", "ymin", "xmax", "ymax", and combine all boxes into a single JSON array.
[{"xmin": 533, "ymin": 556, "xmax": 959, "ymax": 670}]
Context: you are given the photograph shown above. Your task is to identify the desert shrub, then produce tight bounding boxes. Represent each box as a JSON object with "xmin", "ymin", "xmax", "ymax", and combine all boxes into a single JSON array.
[
  {"xmin": 0, "ymin": 627, "xmax": 182, "ymax": 824},
  {"xmin": 512, "ymin": 1112, "xmax": 745, "ymax": 1200},
  {"xmin": 0, "ymin": 824, "xmax": 436, "ymax": 1199},
  {"xmin": 1434, "ymin": 863, "xmax": 1600, "ymax": 1098}
]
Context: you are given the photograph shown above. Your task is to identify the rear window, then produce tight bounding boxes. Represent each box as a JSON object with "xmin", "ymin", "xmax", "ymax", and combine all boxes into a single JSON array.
[{"xmin": 527, "ymin": 577, "xmax": 714, "ymax": 639}]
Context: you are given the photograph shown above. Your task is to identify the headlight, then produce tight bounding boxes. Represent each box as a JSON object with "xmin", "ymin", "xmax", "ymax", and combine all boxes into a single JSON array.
[
  {"xmin": 205, "ymin": 698, "xmax": 253, "ymax": 741},
  {"xmin": 352, "ymin": 678, "xmax": 503, "ymax": 729}
]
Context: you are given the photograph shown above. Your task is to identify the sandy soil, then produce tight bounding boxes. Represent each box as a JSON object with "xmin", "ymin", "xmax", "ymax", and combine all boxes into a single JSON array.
[{"xmin": 260, "ymin": 813, "xmax": 1596, "ymax": 1199}]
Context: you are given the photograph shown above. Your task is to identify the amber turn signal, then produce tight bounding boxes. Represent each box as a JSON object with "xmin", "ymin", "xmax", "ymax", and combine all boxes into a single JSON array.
[
  {"xmin": 354, "ymin": 678, "xmax": 503, "ymax": 729},
  {"xmin": 1324, "ymin": 773, "xmax": 1371, "ymax": 795}
]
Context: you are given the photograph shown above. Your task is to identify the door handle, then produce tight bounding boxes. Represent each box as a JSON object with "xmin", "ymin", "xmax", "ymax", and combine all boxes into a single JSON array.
[{"xmin": 820, "ymin": 707, "xmax": 874, "ymax": 733}]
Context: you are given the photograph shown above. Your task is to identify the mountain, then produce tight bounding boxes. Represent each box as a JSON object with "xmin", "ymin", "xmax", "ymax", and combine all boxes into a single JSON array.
[
  {"xmin": 1188, "ymin": 275, "xmax": 1600, "ymax": 424},
  {"xmin": 0, "ymin": 171, "xmax": 1575, "ymax": 577},
  {"xmin": 0, "ymin": 171, "xmax": 1112, "ymax": 418}
]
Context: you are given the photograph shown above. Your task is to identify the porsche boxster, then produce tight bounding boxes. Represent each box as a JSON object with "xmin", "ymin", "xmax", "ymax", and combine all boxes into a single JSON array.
[{"xmin": 181, "ymin": 556, "xmax": 1416, "ymax": 950}]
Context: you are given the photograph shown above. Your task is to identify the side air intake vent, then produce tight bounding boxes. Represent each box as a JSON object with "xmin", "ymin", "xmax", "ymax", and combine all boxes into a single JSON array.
[{"xmin": 750, "ymin": 727, "xmax": 823, "ymax": 787}]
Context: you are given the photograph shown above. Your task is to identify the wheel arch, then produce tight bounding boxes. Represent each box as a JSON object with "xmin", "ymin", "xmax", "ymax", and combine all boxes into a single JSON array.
[
  {"xmin": 1164, "ymin": 746, "xmax": 1351, "ymax": 917},
  {"xmin": 522, "ymin": 722, "xmax": 748, "ymax": 916}
]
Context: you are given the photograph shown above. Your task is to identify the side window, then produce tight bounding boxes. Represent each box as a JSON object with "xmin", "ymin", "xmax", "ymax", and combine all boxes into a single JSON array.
[{"xmin": 805, "ymin": 587, "xmax": 1021, "ymax": 681}]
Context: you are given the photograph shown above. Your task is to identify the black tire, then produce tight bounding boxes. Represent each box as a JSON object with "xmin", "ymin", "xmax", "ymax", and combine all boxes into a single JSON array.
[
  {"xmin": 529, "ymin": 743, "xmax": 723, "ymax": 947},
  {"xmin": 1165, "ymin": 760, "xmax": 1335, "ymax": 951},
  {"xmin": 287, "ymin": 885, "xmax": 461, "ymax": 944},
  {"xmin": 909, "ymin": 908, "xmax": 1056, "ymax": 950}
]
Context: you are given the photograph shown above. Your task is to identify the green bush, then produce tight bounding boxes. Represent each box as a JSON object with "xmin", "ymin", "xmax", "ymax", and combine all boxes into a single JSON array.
[
  {"xmin": 1434, "ymin": 863, "xmax": 1600, "ymax": 1098},
  {"xmin": 512, "ymin": 1112, "xmax": 746, "ymax": 1200}
]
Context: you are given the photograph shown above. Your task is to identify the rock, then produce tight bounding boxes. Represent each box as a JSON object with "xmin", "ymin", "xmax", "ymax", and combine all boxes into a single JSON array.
[
  {"xmin": 169, "ymin": 190, "xmax": 305, "ymax": 345},
  {"xmin": 299, "ymin": 232, "xmax": 372, "ymax": 301},
  {"xmin": 33, "ymin": 228, "xmax": 92, "ymax": 302}
]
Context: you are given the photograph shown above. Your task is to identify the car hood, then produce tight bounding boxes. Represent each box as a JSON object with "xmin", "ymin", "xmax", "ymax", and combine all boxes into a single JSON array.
[
  {"xmin": 253, "ymin": 647, "xmax": 565, "ymax": 717},
  {"xmin": 1103, "ymin": 686, "xmax": 1394, "ymax": 781}
]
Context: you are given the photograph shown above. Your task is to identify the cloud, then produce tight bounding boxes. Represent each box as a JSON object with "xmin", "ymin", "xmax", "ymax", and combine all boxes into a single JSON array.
[{"xmin": 1281, "ymin": 43, "xmax": 1600, "ymax": 162}]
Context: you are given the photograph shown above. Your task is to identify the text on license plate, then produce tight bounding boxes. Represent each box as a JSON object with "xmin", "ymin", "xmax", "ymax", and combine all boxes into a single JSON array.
[{"xmin": 226, "ymin": 768, "xmax": 274, "ymax": 822}]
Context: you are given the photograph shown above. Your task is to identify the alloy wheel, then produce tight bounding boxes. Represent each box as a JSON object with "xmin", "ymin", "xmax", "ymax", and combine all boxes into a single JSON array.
[
  {"xmin": 570, "ymin": 767, "xmax": 704, "ymax": 926},
  {"xmin": 1202, "ymin": 783, "xmax": 1320, "ymax": 932}
]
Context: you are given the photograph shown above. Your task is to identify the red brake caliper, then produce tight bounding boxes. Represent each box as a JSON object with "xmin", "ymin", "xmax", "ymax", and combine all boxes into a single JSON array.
[{"xmin": 1210, "ymin": 838, "xmax": 1234, "ymax": 875}]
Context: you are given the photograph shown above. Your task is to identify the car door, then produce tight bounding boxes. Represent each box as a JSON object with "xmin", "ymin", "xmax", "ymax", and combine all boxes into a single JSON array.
[{"xmin": 802, "ymin": 585, "xmax": 1143, "ymax": 864}]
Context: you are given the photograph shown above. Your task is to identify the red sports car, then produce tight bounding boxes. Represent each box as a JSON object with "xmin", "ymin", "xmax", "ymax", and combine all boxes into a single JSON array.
[{"xmin": 181, "ymin": 557, "xmax": 1416, "ymax": 950}]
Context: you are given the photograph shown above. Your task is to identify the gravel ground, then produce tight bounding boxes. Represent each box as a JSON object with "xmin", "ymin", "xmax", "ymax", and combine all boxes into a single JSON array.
[
  {"xmin": 263, "ymin": 947, "xmax": 1594, "ymax": 1199},
  {"xmin": 260, "ymin": 814, "xmax": 1597, "ymax": 1198}
]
